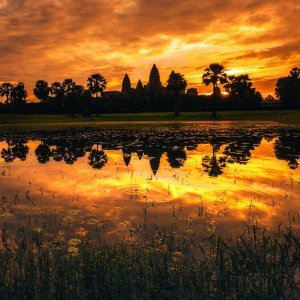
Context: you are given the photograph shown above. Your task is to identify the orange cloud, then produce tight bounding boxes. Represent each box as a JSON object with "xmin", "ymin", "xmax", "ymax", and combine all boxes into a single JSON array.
[{"xmin": 0, "ymin": 0, "xmax": 299, "ymax": 100}]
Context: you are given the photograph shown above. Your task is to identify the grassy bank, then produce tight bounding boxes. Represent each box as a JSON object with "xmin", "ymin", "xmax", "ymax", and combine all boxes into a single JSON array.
[
  {"xmin": 0, "ymin": 110, "xmax": 299, "ymax": 129},
  {"xmin": 0, "ymin": 225, "xmax": 299, "ymax": 299}
]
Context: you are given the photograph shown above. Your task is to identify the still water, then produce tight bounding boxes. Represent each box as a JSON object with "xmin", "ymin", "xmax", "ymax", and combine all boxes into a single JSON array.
[{"xmin": 0, "ymin": 122, "xmax": 299, "ymax": 242}]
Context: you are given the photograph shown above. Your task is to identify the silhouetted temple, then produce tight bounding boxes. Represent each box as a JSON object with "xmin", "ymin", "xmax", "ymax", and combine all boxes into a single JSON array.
[
  {"xmin": 122, "ymin": 74, "xmax": 131, "ymax": 93},
  {"xmin": 120, "ymin": 64, "xmax": 164, "ymax": 98},
  {"xmin": 119, "ymin": 64, "xmax": 194, "ymax": 100},
  {"xmin": 148, "ymin": 64, "xmax": 162, "ymax": 93},
  {"xmin": 136, "ymin": 79, "xmax": 144, "ymax": 94}
]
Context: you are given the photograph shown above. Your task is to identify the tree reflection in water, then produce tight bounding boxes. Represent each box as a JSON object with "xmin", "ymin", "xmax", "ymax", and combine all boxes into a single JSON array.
[{"xmin": 0, "ymin": 125, "xmax": 299, "ymax": 175}]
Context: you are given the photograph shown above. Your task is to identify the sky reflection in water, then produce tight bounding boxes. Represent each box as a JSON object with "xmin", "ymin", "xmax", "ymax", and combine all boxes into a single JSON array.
[{"xmin": 0, "ymin": 123, "xmax": 299, "ymax": 242}]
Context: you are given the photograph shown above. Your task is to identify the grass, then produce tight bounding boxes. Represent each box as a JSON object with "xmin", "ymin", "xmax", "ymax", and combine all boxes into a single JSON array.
[
  {"xmin": 0, "ymin": 110, "xmax": 300, "ymax": 131},
  {"xmin": 0, "ymin": 224, "xmax": 299, "ymax": 299}
]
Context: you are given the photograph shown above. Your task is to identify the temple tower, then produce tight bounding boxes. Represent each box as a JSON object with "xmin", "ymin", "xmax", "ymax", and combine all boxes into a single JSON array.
[
  {"xmin": 148, "ymin": 64, "xmax": 162, "ymax": 90},
  {"xmin": 122, "ymin": 74, "xmax": 131, "ymax": 93}
]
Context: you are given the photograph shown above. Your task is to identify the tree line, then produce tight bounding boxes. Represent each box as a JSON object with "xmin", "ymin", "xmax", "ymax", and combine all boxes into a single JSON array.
[{"xmin": 0, "ymin": 64, "xmax": 299, "ymax": 116}]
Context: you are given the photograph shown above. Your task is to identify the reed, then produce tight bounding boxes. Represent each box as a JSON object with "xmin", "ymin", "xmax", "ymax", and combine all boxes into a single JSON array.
[{"xmin": 0, "ymin": 224, "xmax": 299, "ymax": 299}]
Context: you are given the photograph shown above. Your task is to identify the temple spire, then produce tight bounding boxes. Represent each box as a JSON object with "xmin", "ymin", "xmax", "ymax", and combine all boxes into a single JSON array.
[
  {"xmin": 148, "ymin": 64, "xmax": 162, "ymax": 89},
  {"xmin": 136, "ymin": 79, "xmax": 144, "ymax": 93},
  {"xmin": 122, "ymin": 73, "xmax": 131, "ymax": 93}
]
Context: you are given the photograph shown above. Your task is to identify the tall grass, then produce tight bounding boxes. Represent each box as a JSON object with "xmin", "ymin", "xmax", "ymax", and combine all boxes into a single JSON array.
[{"xmin": 0, "ymin": 224, "xmax": 299, "ymax": 299}]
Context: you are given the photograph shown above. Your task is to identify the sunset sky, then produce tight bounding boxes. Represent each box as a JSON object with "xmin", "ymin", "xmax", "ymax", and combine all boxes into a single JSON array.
[{"xmin": 0, "ymin": 0, "xmax": 299, "ymax": 101}]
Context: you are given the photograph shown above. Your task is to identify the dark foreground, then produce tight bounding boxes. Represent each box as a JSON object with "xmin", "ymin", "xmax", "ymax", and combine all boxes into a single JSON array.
[{"xmin": 0, "ymin": 225, "xmax": 299, "ymax": 299}]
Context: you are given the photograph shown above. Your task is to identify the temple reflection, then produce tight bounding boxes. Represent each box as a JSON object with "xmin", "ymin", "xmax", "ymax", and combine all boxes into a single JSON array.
[
  {"xmin": 1, "ymin": 126, "xmax": 299, "ymax": 174},
  {"xmin": 0, "ymin": 124, "xmax": 299, "ymax": 242}
]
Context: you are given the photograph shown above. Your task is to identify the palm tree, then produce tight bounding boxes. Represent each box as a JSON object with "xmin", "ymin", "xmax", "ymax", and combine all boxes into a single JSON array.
[
  {"xmin": 202, "ymin": 63, "xmax": 227, "ymax": 118},
  {"xmin": 167, "ymin": 71, "xmax": 187, "ymax": 115},
  {"xmin": 50, "ymin": 82, "xmax": 64, "ymax": 107},
  {"xmin": 88, "ymin": 144, "xmax": 108, "ymax": 169},
  {"xmin": 74, "ymin": 85, "xmax": 85, "ymax": 95},
  {"xmin": 62, "ymin": 79, "xmax": 76, "ymax": 96},
  {"xmin": 87, "ymin": 74, "xmax": 107, "ymax": 98},
  {"xmin": 0, "ymin": 82, "xmax": 14, "ymax": 104},
  {"xmin": 167, "ymin": 147, "xmax": 187, "ymax": 168},
  {"xmin": 202, "ymin": 146, "xmax": 227, "ymax": 177},
  {"xmin": 35, "ymin": 142, "xmax": 51, "ymax": 164},
  {"xmin": 33, "ymin": 80, "xmax": 50, "ymax": 102},
  {"xmin": 12, "ymin": 142, "xmax": 29, "ymax": 161},
  {"xmin": 10, "ymin": 82, "xmax": 27, "ymax": 104},
  {"xmin": 290, "ymin": 67, "xmax": 300, "ymax": 79},
  {"xmin": 1, "ymin": 140, "xmax": 16, "ymax": 163},
  {"xmin": 50, "ymin": 82, "xmax": 63, "ymax": 97}
]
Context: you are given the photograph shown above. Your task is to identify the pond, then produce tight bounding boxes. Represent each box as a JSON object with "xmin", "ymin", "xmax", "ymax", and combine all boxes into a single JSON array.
[{"xmin": 0, "ymin": 122, "xmax": 300, "ymax": 243}]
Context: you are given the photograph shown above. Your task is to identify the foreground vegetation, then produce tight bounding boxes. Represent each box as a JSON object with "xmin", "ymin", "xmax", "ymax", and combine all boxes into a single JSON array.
[{"xmin": 0, "ymin": 225, "xmax": 299, "ymax": 299}]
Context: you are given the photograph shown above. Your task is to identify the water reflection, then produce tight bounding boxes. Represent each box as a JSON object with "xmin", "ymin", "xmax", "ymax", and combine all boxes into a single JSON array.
[
  {"xmin": 0, "ymin": 123, "xmax": 299, "ymax": 243},
  {"xmin": 1, "ymin": 126, "xmax": 299, "ymax": 174}
]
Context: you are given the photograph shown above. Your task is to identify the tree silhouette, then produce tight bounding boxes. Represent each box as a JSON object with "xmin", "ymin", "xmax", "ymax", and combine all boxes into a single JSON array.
[
  {"xmin": 290, "ymin": 67, "xmax": 300, "ymax": 79},
  {"xmin": 167, "ymin": 147, "xmax": 187, "ymax": 168},
  {"xmin": 1, "ymin": 140, "xmax": 16, "ymax": 163},
  {"xmin": 274, "ymin": 134, "xmax": 300, "ymax": 169},
  {"xmin": 203, "ymin": 63, "xmax": 227, "ymax": 118},
  {"xmin": 74, "ymin": 85, "xmax": 84, "ymax": 95},
  {"xmin": 62, "ymin": 81, "xmax": 84, "ymax": 114},
  {"xmin": 50, "ymin": 82, "xmax": 64, "ymax": 107},
  {"xmin": 50, "ymin": 82, "xmax": 63, "ymax": 97},
  {"xmin": 63, "ymin": 148, "xmax": 78, "ymax": 164},
  {"xmin": 224, "ymin": 74, "xmax": 262, "ymax": 107},
  {"xmin": 87, "ymin": 74, "xmax": 107, "ymax": 98},
  {"xmin": 52, "ymin": 146, "xmax": 65, "ymax": 161},
  {"xmin": 12, "ymin": 142, "xmax": 29, "ymax": 161},
  {"xmin": 35, "ymin": 142, "xmax": 51, "ymax": 164},
  {"xmin": 10, "ymin": 82, "xmax": 27, "ymax": 104},
  {"xmin": 62, "ymin": 79, "xmax": 77, "ymax": 96},
  {"xmin": 88, "ymin": 145, "xmax": 108, "ymax": 169},
  {"xmin": 81, "ymin": 90, "xmax": 93, "ymax": 115},
  {"xmin": 0, "ymin": 82, "xmax": 14, "ymax": 104},
  {"xmin": 167, "ymin": 71, "xmax": 187, "ymax": 115},
  {"xmin": 34, "ymin": 80, "xmax": 50, "ymax": 103},
  {"xmin": 202, "ymin": 146, "xmax": 227, "ymax": 177},
  {"xmin": 275, "ymin": 67, "xmax": 300, "ymax": 106}
]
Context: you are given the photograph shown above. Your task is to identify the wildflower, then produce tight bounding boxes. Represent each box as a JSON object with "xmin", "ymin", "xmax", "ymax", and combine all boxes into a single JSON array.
[
  {"xmin": 84, "ymin": 218, "xmax": 99, "ymax": 225},
  {"xmin": 68, "ymin": 238, "xmax": 81, "ymax": 246},
  {"xmin": 33, "ymin": 227, "xmax": 43, "ymax": 233},
  {"xmin": 68, "ymin": 246, "xmax": 79, "ymax": 257},
  {"xmin": 75, "ymin": 227, "xmax": 88, "ymax": 237},
  {"xmin": 172, "ymin": 251, "xmax": 185, "ymax": 262},
  {"xmin": 62, "ymin": 216, "xmax": 73, "ymax": 222},
  {"xmin": 173, "ymin": 251, "xmax": 184, "ymax": 258}
]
